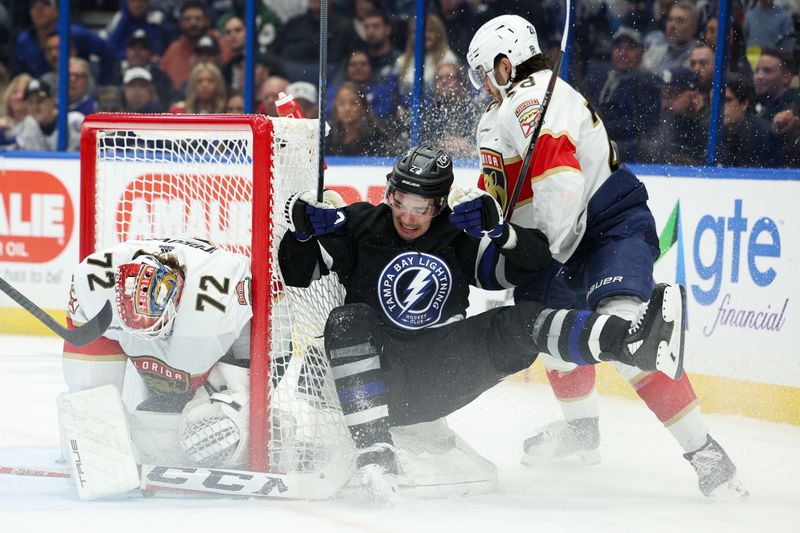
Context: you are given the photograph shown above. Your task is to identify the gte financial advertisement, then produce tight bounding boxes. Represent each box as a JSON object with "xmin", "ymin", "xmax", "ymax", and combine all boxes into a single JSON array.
[{"xmin": 0, "ymin": 158, "xmax": 797, "ymax": 388}]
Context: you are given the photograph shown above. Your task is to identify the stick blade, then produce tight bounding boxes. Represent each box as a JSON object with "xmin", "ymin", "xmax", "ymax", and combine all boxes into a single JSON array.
[{"xmin": 63, "ymin": 300, "xmax": 113, "ymax": 347}]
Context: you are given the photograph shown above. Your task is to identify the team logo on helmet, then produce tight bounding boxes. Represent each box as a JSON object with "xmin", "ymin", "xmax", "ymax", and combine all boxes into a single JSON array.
[
  {"xmin": 480, "ymin": 148, "xmax": 509, "ymax": 212},
  {"xmin": 378, "ymin": 251, "xmax": 452, "ymax": 330}
]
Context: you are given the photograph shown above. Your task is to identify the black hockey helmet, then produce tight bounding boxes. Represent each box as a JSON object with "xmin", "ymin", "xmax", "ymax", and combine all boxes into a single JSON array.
[{"xmin": 386, "ymin": 145, "xmax": 454, "ymax": 215}]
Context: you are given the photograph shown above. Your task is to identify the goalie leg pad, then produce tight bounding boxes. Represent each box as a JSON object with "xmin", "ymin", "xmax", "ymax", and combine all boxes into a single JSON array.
[{"xmin": 57, "ymin": 384, "xmax": 140, "ymax": 500}]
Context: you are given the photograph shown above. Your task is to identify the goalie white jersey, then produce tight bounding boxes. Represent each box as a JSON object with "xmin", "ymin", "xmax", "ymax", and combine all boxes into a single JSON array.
[
  {"xmin": 476, "ymin": 70, "xmax": 617, "ymax": 263},
  {"xmin": 64, "ymin": 237, "xmax": 252, "ymax": 398}
]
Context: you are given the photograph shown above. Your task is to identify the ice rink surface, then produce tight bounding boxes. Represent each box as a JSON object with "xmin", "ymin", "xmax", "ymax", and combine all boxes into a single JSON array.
[{"xmin": 1, "ymin": 334, "xmax": 798, "ymax": 533}]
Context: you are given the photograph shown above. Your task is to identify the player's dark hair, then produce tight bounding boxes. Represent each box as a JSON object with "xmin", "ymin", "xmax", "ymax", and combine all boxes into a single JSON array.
[{"xmin": 505, "ymin": 54, "xmax": 554, "ymax": 83}]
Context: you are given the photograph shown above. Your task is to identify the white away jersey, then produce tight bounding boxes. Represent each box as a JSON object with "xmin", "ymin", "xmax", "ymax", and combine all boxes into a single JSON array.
[
  {"xmin": 476, "ymin": 70, "xmax": 616, "ymax": 262},
  {"xmin": 65, "ymin": 237, "xmax": 252, "ymax": 395}
]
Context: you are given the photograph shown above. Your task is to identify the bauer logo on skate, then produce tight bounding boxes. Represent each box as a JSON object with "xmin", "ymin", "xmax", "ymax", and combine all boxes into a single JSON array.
[
  {"xmin": 116, "ymin": 174, "xmax": 251, "ymax": 254},
  {"xmin": 0, "ymin": 170, "xmax": 73, "ymax": 262},
  {"xmin": 378, "ymin": 251, "xmax": 452, "ymax": 330}
]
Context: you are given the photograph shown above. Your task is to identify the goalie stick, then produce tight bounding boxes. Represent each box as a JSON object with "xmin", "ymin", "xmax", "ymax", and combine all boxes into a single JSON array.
[
  {"xmin": 504, "ymin": 0, "xmax": 571, "ymax": 220},
  {"xmin": 0, "ymin": 276, "xmax": 112, "ymax": 347},
  {"xmin": 2, "ymin": 463, "xmax": 344, "ymax": 500}
]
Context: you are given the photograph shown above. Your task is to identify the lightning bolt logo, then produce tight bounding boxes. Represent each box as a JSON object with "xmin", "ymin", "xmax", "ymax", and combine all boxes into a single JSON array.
[{"xmin": 400, "ymin": 269, "xmax": 433, "ymax": 314}]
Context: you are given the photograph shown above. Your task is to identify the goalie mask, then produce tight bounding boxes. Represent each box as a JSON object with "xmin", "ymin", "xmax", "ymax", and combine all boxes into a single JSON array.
[
  {"xmin": 467, "ymin": 15, "xmax": 541, "ymax": 92},
  {"xmin": 115, "ymin": 254, "xmax": 184, "ymax": 339},
  {"xmin": 386, "ymin": 145, "xmax": 454, "ymax": 217}
]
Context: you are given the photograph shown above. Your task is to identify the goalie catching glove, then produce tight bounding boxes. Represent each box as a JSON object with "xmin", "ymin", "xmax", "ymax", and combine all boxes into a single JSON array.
[
  {"xmin": 448, "ymin": 187, "xmax": 515, "ymax": 247},
  {"xmin": 178, "ymin": 364, "xmax": 250, "ymax": 468},
  {"xmin": 285, "ymin": 189, "xmax": 347, "ymax": 241}
]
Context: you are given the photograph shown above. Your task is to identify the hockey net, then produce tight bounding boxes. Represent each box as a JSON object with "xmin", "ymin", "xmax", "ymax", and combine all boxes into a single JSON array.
[{"xmin": 80, "ymin": 114, "xmax": 356, "ymax": 494}]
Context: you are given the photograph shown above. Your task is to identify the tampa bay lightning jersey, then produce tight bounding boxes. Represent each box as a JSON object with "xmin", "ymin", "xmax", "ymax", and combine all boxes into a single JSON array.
[{"xmin": 279, "ymin": 202, "xmax": 550, "ymax": 332}]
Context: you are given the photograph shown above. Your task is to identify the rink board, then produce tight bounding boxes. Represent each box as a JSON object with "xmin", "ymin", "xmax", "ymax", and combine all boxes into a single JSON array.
[{"xmin": 1, "ymin": 153, "xmax": 798, "ymax": 423}]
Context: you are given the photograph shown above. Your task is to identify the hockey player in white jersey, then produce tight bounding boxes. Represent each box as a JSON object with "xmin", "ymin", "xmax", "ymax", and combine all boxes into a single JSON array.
[
  {"xmin": 466, "ymin": 15, "xmax": 747, "ymax": 500},
  {"xmin": 60, "ymin": 237, "xmax": 254, "ymax": 498}
]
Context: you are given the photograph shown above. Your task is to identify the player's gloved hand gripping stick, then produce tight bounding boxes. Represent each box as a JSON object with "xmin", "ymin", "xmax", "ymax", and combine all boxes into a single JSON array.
[{"xmin": 286, "ymin": 189, "xmax": 347, "ymax": 241}]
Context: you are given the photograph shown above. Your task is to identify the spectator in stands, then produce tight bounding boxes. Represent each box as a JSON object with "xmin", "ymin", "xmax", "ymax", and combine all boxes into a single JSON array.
[
  {"xmin": 361, "ymin": 9, "xmax": 401, "ymax": 83},
  {"xmin": 286, "ymin": 81, "xmax": 319, "ymax": 118},
  {"xmin": 105, "ymin": 0, "xmax": 167, "ymax": 59},
  {"xmin": 421, "ymin": 62, "xmax": 480, "ymax": 157},
  {"xmin": 0, "ymin": 73, "xmax": 33, "ymax": 146},
  {"xmin": 114, "ymin": 29, "xmax": 174, "ymax": 107},
  {"xmin": 642, "ymin": 1, "xmax": 700, "ymax": 74},
  {"xmin": 272, "ymin": 0, "xmax": 359, "ymax": 80},
  {"xmin": 39, "ymin": 32, "xmax": 70, "ymax": 90},
  {"xmin": 14, "ymin": 0, "xmax": 116, "ymax": 85},
  {"xmin": 215, "ymin": 0, "xmax": 281, "ymax": 55},
  {"xmin": 689, "ymin": 45, "xmax": 715, "ymax": 104},
  {"xmin": 257, "ymin": 75, "xmax": 289, "ymax": 117},
  {"xmin": 16, "ymin": 78, "xmax": 83, "ymax": 151},
  {"xmin": 221, "ymin": 15, "xmax": 246, "ymax": 91},
  {"xmin": 329, "ymin": 50, "xmax": 399, "ymax": 119},
  {"xmin": 160, "ymin": 0, "xmax": 231, "ymax": 90},
  {"xmin": 639, "ymin": 66, "xmax": 709, "ymax": 165},
  {"xmin": 718, "ymin": 72, "xmax": 781, "ymax": 167},
  {"xmin": 121, "ymin": 66, "xmax": 165, "ymax": 113},
  {"xmin": 193, "ymin": 35, "xmax": 223, "ymax": 69},
  {"xmin": 394, "ymin": 14, "xmax": 459, "ymax": 102},
  {"xmin": 328, "ymin": 81, "xmax": 393, "ymax": 155},
  {"xmin": 67, "ymin": 58, "xmax": 97, "ymax": 116},
  {"xmin": 754, "ymin": 48, "xmax": 800, "ymax": 122},
  {"xmin": 704, "ymin": 16, "xmax": 752, "ymax": 78},
  {"xmin": 744, "ymin": 0, "xmax": 795, "ymax": 53},
  {"xmin": 169, "ymin": 63, "xmax": 227, "ymax": 114},
  {"xmin": 350, "ymin": 0, "xmax": 386, "ymax": 42},
  {"xmin": 641, "ymin": 0, "xmax": 675, "ymax": 49},
  {"xmin": 435, "ymin": 0, "xmax": 478, "ymax": 59},
  {"xmin": 584, "ymin": 27, "xmax": 661, "ymax": 163},
  {"xmin": 226, "ymin": 90, "xmax": 245, "ymax": 114}
]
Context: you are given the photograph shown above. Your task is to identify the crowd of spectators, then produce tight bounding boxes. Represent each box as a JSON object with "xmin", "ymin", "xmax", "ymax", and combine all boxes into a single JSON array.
[{"xmin": 2, "ymin": 0, "xmax": 800, "ymax": 167}]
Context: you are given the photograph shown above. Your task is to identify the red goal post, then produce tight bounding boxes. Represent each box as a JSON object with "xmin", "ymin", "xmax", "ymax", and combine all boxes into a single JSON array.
[{"xmin": 79, "ymin": 113, "xmax": 354, "ymax": 482}]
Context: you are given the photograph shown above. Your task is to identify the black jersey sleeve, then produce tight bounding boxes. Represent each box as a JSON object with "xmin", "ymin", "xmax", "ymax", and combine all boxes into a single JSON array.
[
  {"xmin": 458, "ymin": 223, "xmax": 551, "ymax": 290},
  {"xmin": 278, "ymin": 202, "xmax": 374, "ymax": 288}
]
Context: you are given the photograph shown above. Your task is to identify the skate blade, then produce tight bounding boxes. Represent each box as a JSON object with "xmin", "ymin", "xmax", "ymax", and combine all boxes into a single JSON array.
[
  {"xmin": 707, "ymin": 477, "xmax": 750, "ymax": 502},
  {"xmin": 655, "ymin": 284, "xmax": 686, "ymax": 380},
  {"xmin": 521, "ymin": 448, "xmax": 601, "ymax": 467}
]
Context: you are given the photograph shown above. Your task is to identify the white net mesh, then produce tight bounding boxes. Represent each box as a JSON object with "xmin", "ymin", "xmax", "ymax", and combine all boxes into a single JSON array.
[{"xmin": 87, "ymin": 115, "xmax": 355, "ymax": 482}]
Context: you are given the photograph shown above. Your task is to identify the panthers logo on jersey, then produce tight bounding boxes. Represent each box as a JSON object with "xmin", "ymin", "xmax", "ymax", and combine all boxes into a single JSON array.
[
  {"xmin": 480, "ymin": 148, "xmax": 509, "ymax": 212},
  {"xmin": 378, "ymin": 252, "xmax": 452, "ymax": 330}
]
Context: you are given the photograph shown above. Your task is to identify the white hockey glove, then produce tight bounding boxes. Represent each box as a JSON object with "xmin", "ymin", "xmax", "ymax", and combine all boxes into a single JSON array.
[
  {"xmin": 285, "ymin": 189, "xmax": 346, "ymax": 242},
  {"xmin": 447, "ymin": 187, "xmax": 513, "ymax": 245},
  {"xmin": 179, "ymin": 364, "xmax": 251, "ymax": 468}
]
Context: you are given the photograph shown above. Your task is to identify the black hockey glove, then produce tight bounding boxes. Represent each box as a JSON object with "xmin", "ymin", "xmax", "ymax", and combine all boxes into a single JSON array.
[
  {"xmin": 447, "ymin": 187, "xmax": 509, "ymax": 243},
  {"xmin": 285, "ymin": 190, "xmax": 346, "ymax": 242}
]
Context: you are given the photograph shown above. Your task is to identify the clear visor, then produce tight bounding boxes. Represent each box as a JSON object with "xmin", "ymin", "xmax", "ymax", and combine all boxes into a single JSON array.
[
  {"xmin": 386, "ymin": 188, "xmax": 443, "ymax": 218},
  {"xmin": 468, "ymin": 65, "xmax": 489, "ymax": 90}
]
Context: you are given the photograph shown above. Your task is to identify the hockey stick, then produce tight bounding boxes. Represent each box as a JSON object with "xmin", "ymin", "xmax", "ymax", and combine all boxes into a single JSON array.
[
  {"xmin": 316, "ymin": 0, "xmax": 329, "ymax": 202},
  {"xmin": 0, "ymin": 276, "xmax": 113, "ymax": 347},
  {"xmin": 0, "ymin": 465, "xmax": 71, "ymax": 478},
  {"xmin": 504, "ymin": 0, "xmax": 571, "ymax": 220},
  {"xmin": 2, "ymin": 463, "xmax": 344, "ymax": 500}
]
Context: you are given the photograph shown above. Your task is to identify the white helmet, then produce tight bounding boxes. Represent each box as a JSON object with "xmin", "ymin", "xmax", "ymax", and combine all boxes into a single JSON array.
[{"xmin": 466, "ymin": 15, "xmax": 542, "ymax": 92}]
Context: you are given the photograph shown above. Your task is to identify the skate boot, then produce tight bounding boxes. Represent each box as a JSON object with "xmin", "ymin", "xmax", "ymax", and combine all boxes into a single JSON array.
[
  {"xmin": 614, "ymin": 283, "xmax": 685, "ymax": 379},
  {"xmin": 684, "ymin": 435, "xmax": 749, "ymax": 500},
  {"xmin": 521, "ymin": 417, "xmax": 601, "ymax": 466},
  {"xmin": 356, "ymin": 442, "xmax": 399, "ymax": 503}
]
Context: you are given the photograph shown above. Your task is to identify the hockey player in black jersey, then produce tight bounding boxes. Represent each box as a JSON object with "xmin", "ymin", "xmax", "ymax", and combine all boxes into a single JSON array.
[{"xmin": 278, "ymin": 145, "xmax": 686, "ymax": 499}]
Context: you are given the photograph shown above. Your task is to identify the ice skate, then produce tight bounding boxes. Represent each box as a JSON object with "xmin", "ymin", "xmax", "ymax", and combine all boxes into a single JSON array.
[
  {"xmin": 356, "ymin": 443, "xmax": 399, "ymax": 504},
  {"xmin": 684, "ymin": 435, "xmax": 749, "ymax": 501},
  {"xmin": 521, "ymin": 417, "xmax": 600, "ymax": 466},
  {"xmin": 616, "ymin": 283, "xmax": 685, "ymax": 379}
]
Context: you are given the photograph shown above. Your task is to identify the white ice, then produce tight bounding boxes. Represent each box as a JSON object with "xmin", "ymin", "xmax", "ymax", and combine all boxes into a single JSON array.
[{"xmin": 1, "ymin": 334, "xmax": 798, "ymax": 533}]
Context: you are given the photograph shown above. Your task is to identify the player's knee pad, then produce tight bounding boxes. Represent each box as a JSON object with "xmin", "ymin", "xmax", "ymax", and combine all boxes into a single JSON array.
[
  {"xmin": 178, "ymin": 363, "xmax": 250, "ymax": 468},
  {"xmin": 324, "ymin": 303, "xmax": 382, "ymax": 356}
]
